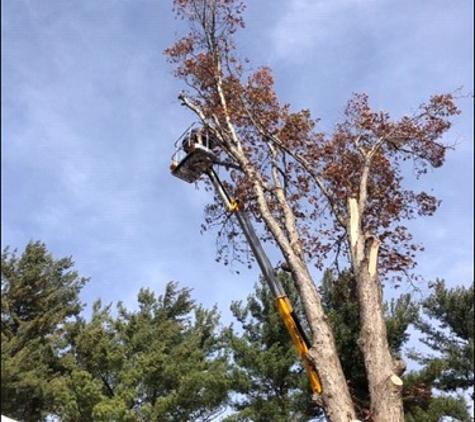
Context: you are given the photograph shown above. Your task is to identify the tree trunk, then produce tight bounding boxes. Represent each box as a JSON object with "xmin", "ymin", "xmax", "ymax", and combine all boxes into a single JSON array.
[
  {"xmin": 288, "ymin": 259, "xmax": 359, "ymax": 422},
  {"xmin": 234, "ymin": 156, "xmax": 360, "ymax": 421},
  {"xmin": 348, "ymin": 198, "xmax": 404, "ymax": 422}
]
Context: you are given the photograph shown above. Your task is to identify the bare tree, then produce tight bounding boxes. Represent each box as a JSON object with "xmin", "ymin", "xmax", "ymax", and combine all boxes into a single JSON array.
[{"xmin": 165, "ymin": 1, "xmax": 461, "ymax": 421}]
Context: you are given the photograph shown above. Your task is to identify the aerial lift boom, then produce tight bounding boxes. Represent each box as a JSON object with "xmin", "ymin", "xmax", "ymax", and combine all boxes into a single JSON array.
[{"xmin": 170, "ymin": 127, "xmax": 323, "ymax": 394}]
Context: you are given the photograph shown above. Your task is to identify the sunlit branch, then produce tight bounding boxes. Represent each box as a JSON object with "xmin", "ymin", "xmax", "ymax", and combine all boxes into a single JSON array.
[
  {"xmin": 268, "ymin": 141, "xmax": 305, "ymax": 259},
  {"xmin": 178, "ymin": 92, "xmax": 208, "ymax": 122},
  {"xmin": 267, "ymin": 134, "xmax": 348, "ymax": 230},
  {"xmin": 358, "ymin": 159, "xmax": 371, "ymax": 217}
]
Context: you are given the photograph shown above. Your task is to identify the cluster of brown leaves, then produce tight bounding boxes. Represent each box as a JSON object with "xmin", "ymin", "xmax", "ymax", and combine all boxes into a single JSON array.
[{"xmin": 165, "ymin": 0, "xmax": 461, "ymax": 283}]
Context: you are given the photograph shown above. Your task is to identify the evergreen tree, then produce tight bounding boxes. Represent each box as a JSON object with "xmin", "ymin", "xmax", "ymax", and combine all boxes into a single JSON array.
[
  {"xmin": 321, "ymin": 271, "xmax": 471, "ymax": 422},
  {"xmin": 1, "ymin": 241, "xmax": 88, "ymax": 422},
  {"xmin": 402, "ymin": 369, "xmax": 472, "ymax": 422},
  {"xmin": 409, "ymin": 280, "xmax": 474, "ymax": 400},
  {"xmin": 320, "ymin": 270, "xmax": 418, "ymax": 417},
  {"xmin": 2, "ymin": 242, "xmax": 231, "ymax": 421},
  {"xmin": 54, "ymin": 282, "xmax": 231, "ymax": 421},
  {"xmin": 225, "ymin": 270, "xmax": 472, "ymax": 422},
  {"xmin": 224, "ymin": 272, "xmax": 319, "ymax": 422}
]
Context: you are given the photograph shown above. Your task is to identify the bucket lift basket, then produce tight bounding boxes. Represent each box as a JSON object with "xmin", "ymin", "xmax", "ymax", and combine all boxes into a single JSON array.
[{"xmin": 170, "ymin": 124, "xmax": 217, "ymax": 183}]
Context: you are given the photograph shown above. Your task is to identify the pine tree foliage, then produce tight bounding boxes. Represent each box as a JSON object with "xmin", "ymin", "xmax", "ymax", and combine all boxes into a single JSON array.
[
  {"xmin": 3, "ymin": 240, "xmax": 471, "ymax": 422},
  {"xmin": 320, "ymin": 270, "xmax": 420, "ymax": 419},
  {"xmin": 1, "ymin": 241, "xmax": 88, "ymax": 422},
  {"xmin": 1, "ymin": 242, "xmax": 231, "ymax": 422},
  {"xmin": 402, "ymin": 368, "xmax": 472, "ymax": 422},
  {"xmin": 225, "ymin": 270, "xmax": 472, "ymax": 422},
  {"xmin": 54, "ymin": 282, "xmax": 231, "ymax": 421},
  {"xmin": 224, "ymin": 272, "xmax": 320, "ymax": 422},
  {"xmin": 410, "ymin": 280, "xmax": 474, "ymax": 399}
]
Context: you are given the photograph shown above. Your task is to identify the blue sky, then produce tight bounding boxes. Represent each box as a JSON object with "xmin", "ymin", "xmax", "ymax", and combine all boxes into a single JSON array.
[{"xmin": 2, "ymin": 0, "xmax": 473, "ymax": 328}]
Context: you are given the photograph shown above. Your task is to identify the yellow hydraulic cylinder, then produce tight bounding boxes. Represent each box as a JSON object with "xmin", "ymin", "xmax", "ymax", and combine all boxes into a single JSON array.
[{"xmin": 275, "ymin": 296, "xmax": 323, "ymax": 394}]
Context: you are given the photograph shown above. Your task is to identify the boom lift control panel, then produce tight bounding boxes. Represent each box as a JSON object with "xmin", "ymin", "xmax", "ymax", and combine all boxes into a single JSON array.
[{"xmin": 170, "ymin": 125, "xmax": 323, "ymax": 394}]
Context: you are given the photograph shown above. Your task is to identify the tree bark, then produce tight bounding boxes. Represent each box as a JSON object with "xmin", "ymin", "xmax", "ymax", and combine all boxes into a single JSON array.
[
  {"xmin": 348, "ymin": 197, "xmax": 404, "ymax": 422},
  {"xmin": 227, "ymin": 137, "xmax": 359, "ymax": 421},
  {"xmin": 286, "ymin": 258, "xmax": 357, "ymax": 422},
  {"xmin": 293, "ymin": 262, "xmax": 360, "ymax": 422}
]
